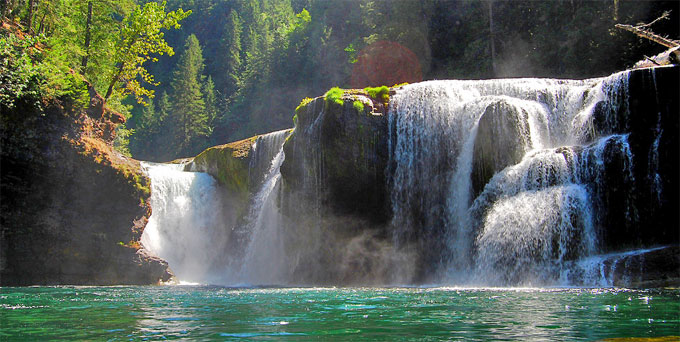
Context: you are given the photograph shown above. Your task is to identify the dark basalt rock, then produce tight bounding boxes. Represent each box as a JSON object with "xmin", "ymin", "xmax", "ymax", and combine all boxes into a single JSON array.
[
  {"xmin": 0, "ymin": 103, "xmax": 171, "ymax": 285},
  {"xmin": 589, "ymin": 66, "xmax": 679, "ymax": 251},
  {"xmin": 281, "ymin": 94, "xmax": 390, "ymax": 224},
  {"xmin": 610, "ymin": 246, "xmax": 680, "ymax": 288},
  {"xmin": 471, "ymin": 99, "xmax": 534, "ymax": 199}
]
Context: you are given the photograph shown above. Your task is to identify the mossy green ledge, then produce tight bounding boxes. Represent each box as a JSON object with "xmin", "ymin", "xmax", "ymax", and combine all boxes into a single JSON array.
[{"xmin": 188, "ymin": 137, "xmax": 256, "ymax": 196}]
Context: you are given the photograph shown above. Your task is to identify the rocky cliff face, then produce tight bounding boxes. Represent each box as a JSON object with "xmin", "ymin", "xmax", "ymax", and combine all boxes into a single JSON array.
[
  {"xmin": 281, "ymin": 93, "xmax": 390, "ymax": 222},
  {"xmin": 1, "ymin": 102, "xmax": 171, "ymax": 285},
  {"xmin": 276, "ymin": 92, "xmax": 411, "ymax": 284},
  {"xmin": 589, "ymin": 66, "xmax": 679, "ymax": 251}
]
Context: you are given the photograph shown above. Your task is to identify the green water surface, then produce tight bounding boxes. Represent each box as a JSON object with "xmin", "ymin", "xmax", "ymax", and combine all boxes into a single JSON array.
[{"xmin": 1, "ymin": 286, "xmax": 678, "ymax": 341}]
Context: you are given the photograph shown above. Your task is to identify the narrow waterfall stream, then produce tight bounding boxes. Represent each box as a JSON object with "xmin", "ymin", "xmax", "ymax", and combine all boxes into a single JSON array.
[
  {"xmin": 239, "ymin": 129, "xmax": 290, "ymax": 284},
  {"xmin": 140, "ymin": 130, "xmax": 291, "ymax": 285}
]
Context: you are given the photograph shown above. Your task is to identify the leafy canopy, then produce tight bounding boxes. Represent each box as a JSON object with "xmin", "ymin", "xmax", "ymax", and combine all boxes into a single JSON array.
[{"xmin": 107, "ymin": 1, "xmax": 191, "ymax": 103}]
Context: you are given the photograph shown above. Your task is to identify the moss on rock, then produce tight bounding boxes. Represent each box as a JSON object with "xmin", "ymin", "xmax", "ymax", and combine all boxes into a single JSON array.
[{"xmin": 189, "ymin": 136, "xmax": 256, "ymax": 199}]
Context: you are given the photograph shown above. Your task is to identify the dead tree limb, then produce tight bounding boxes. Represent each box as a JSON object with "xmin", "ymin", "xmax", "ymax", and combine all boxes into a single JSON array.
[
  {"xmin": 616, "ymin": 23, "xmax": 680, "ymax": 48},
  {"xmin": 616, "ymin": 11, "xmax": 680, "ymax": 49}
]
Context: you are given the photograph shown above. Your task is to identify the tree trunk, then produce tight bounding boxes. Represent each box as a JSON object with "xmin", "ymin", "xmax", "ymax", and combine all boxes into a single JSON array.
[
  {"xmin": 2, "ymin": 0, "xmax": 8, "ymax": 20},
  {"xmin": 105, "ymin": 63, "xmax": 125, "ymax": 101},
  {"xmin": 488, "ymin": 0, "xmax": 497, "ymax": 76},
  {"xmin": 615, "ymin": 24, "xmax": 680, "ymax": 49},
  {"xmin": 81, "ymin": 1, "xmax": 93, "ymax": 71},
  {"xmin": 26, "ymin": 0, "xmax": 35, "ymax": 34},
  {"xmin": 37, "ymin": 11, "xmax": 46, "ymax": 34}
]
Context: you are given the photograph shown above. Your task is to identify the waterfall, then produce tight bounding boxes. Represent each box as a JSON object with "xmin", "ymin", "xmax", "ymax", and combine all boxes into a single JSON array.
[
  {"xmin": 239, "ymin": 129, "xmax": 290, "ymax": 284},
  {"xmin": 139, "ymin": 67, "xmax": 672, "ymax": 287},
  {"xmin": 140, "ymin": 162, "xmax": 228, "ymax": 283},
  {"xmin": 140, "ymin": 130, "xmax": 291, "ymax": 285},
  {"xmin": 388, "ymin": 71, "xmax": 641, "ymax": 286}
]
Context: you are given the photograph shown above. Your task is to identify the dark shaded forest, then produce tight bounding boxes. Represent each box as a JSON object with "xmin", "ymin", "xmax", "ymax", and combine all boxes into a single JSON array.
[{"xmin": 3, "ymin": 0, "xmax": 678, "ymax": 161}]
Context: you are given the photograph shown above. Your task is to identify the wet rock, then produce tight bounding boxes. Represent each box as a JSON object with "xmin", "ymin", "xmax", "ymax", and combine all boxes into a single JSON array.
[
  {"xmin": 471, "ymin": 99, "xmax": 534, "ymax": 198},
  {"xmin": 610, "ymin": 246, "xmax": 680, "ymax": 288},
  {"xmin": 589, "ymin": 66, "xmax": 679, "ymax": 250},
  {"xmin": 281, "ymin": 94, "xmax": 390, "ymax": 222}
]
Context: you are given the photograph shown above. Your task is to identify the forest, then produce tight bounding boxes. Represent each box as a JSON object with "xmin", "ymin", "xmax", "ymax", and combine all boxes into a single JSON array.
[{"xmin": 2, "ymin": 0, "xmax": 678, "ymax": 161}]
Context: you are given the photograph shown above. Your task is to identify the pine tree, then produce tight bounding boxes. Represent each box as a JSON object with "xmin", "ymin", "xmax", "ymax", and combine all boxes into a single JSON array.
[
  {"xmin": 203, "ymin": 75, "xmax": 217, "ymax": 135},
  {"xmin": 220, "ymin": 9, "xmax": 243, "ymax": 96},
  {"xmin": 170, "ymin": 34, "xmax": 208, "ymax": 155},
  {"xmin": 155, "ymin": 91, "xmax": 176, "ymax": 161},
  {"xmin": 129, "ymin": 99, "xmax": 157, "ymax": 159}
]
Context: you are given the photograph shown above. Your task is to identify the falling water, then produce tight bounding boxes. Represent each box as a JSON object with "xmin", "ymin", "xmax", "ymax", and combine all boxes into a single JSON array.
[
  {"xmin": 239, "ymin": 129, "xmax": 290, "ymax": 284},
  {"xmin": 140, "ymin": 131, "xmax": 291, "ymax": 285},
  {"xmin": 388, "ymin": 71, "xmax": 642, "ymax": 286},
  {"xmin": 140, "ymin": 162, "xmax": 227, "ymax": 283},
  {"xmin": 139, "ymin": 68, "xmax": 669, "ymax": 287}
]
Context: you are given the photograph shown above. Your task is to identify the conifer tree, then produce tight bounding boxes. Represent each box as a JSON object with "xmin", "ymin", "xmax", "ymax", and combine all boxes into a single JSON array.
[
  {"xmin": 221, "ymin": 9, "xmax": 243, "ymax": 96},
  {"xmin": 203, "ymin": 75, "xmax": 217, "ymax": 135},
  {"xmin": 170, "ymin": 34, "xmax": 208, "ymax": 155}
]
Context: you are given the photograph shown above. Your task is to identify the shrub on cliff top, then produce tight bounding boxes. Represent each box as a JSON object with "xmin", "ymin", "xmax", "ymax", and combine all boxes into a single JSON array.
[
  {"xmin": 293, "ymin": 97, "xmax": 313, "ymax": 127},
  {"xmin": 0, "ymin": 34, "xmax": 45, "ymax": 110},
  {"xmin": 364, "ymin": 86, "xmax": 389, "ymax": 103},
  {"xmin": 295, "ymin": 97, "xmax": 313, "ymax": 113},
  {"xmin": 324, "ymin": 87, "xmax": 344, "ymax": 105}
]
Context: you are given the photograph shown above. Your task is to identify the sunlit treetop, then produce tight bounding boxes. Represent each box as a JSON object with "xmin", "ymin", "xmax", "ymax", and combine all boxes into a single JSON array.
[{"xmin": 104, "ymin": 1, "xmax": 191, "ymax": 104}]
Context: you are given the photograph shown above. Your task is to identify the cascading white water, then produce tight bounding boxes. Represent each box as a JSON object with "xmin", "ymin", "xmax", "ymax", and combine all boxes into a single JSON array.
[
  {"xmin": 388, "ymin": 71, "xmax": 639, "ymax": 286},
  {"xmin": 140, "ymin": 162, "xmax": 227, "ymax": 283},
  {"xmin": 140, "ymin": 130, "xmax": 291, "ymax": 285},
  {"xmin": 138, "ymin": 68, "xmax": 667, "ymax": 287},
  {"xmin": 239, "ymin": 129, "xmax": 290, "ymax": 284}
]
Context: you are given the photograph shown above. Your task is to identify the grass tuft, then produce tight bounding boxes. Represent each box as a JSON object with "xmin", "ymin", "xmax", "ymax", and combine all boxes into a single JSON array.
[
  {"xmin": 324, "ymin": 87, "xmax": 344, "ymax": 105},
  {"xmin": 364, "ymin": 85, "xmax": 389, "ymax": 103}
]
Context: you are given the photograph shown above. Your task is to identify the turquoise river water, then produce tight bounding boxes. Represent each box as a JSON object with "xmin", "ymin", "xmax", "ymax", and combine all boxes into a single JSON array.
[{"xmin": 1, "ymin": 286, "xmax": 678, "ymax": 341}]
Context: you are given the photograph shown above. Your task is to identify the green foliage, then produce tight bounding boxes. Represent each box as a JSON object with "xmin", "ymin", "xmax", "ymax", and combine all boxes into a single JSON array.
[
  {"xmin": 203, "ymin": 75, "xmax": 217, "ymax": 132},
  {"xmin": 352, "ymin": 100, "xmax": 364, "ymax": 112},
  {"xmin": 324, "ymin": 87, "xmax": 344, "ymax": 105},
  {"xmin": 344, "ymin": 43, "xmax": 357, "ymax": 64},
  {"xmin": 289, "ymin": 8, "xmax": 311, "ymax": 34},
  {"xmin": 295, "ymin": 97, "xmax": 313, "ymax": 113},
  {"xmin": 107, "ymin": 0, "xmax": 676, "ymax": 161},
  {"xmin": 364, "ymin": 86, "xmax": 389, "ymax": 103},
  {"xmin": 220, "ymin": 9, "xmax": 243, "ymax": 96},
  {"xmin": 0, "ymin": 34, "xmax": 45, "ymax": 110},
  {"xmin": 169, "ymin": 34, "xmax": 209, "ymax": 156},
  {"xmin": 106, "ymin": 1, "xmax": 190, "ymax": 103},
  {"xmin": 114, "ymin": 125, "xmax": 134, "ymax": 157}
]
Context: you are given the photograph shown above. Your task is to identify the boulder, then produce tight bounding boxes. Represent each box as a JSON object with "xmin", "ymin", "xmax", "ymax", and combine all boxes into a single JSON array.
[
  {"xmin": 280, "ymin": 92, "xmax": 390, "ymax": 222},
  {"xmin": 471, "ymin": 99, "xmax": 534, "ymax": 198},
  {"xmin": 610, "ymin": 246, "xmax": 680, "ymax": 288}
]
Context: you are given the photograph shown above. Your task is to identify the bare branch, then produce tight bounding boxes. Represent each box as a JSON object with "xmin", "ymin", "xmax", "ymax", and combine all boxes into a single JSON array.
[
  {"xmin": 636, "ymin": 10, "xmax": 670, "ymax": 29},
  {"xmin": 616, "ymin": 11, "xmax": 679, "ymax": 49}
]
